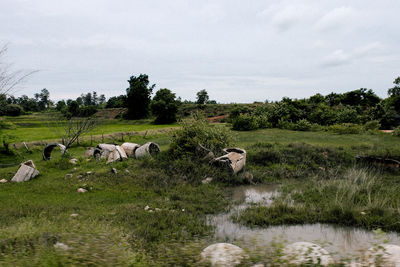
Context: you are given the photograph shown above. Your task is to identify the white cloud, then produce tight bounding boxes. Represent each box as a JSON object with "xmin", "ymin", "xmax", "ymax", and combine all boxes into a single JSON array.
[{"xmin": 315, "ymin": 6, "xmax": 357, "ymax": 32}]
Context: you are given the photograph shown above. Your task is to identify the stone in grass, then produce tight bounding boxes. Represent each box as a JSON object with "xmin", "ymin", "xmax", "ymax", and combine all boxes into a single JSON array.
[
  {"xmin": 86, "ymin": 171, "xmax": 93, "ymax": 175},
  {"xmin": 54, "ymin": 242, "xmax": 71, "ymax": 251},
  {"xmin": 70, "ymin": 213, "xmax": 79, "ymax": 217},
  {"xmin": 282, "ymin": 242, "xmax": 334, "ymax": 266},
  {"xmin": 69, "ymin": 158, "xmax": 78, "ymax": 164},
  {"xmin": 0, "ymin": 179, "xmax": 7, "ymax": 183},
  {"xmin": 200, "ymin": 243, "xmax": 247, "ymax": 266},
  {"xmin": 362, "ymin": 244, "xmax": 400, "ymax": 266},
  {"xmin": 111, "ymin": 168, "xmax": 117, "ymax": 174},
  {"xmin": 202, "ymin": 177, "xmax": 213, "ymax": 184},
  {"xmin": 77, "ymin": 188, "xmax": 87, "ymax": 193},
  {"xmin": 65, "ymin": 174, "xmax": 73, "ymax": 179}
]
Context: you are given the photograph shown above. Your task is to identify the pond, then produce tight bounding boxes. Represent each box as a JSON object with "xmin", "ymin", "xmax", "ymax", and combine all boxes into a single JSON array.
[{"xmin": 208, "ymin": 185, "xmax": 400, "ymax": 260}]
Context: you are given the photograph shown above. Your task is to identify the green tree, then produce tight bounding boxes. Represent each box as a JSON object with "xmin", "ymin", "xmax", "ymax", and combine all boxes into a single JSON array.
[
  {"xmin": 388, "ymin": 76, "xmax": 400, "ymax": 97},
  {"xmin": 150, "ymin": 88, "xmax": 180, "ymax": 124},
  {"xmin": 125, "ymin": 74, "xmax": 155, "ymax": 119},
  {"xmin": 196, "ymin": 89, "xmax": 209, "ymax": 105}
]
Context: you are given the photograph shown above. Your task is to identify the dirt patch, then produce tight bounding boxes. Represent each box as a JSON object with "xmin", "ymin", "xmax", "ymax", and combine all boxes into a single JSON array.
[{"xmin": 207, "ymin": 115, "xmax": 228, "ymax": 123}]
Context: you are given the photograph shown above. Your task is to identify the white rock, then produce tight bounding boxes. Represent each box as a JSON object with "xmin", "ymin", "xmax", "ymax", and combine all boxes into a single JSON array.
[
  {"xmin": 54, "ymin": 242, "xmax": 70, "ymax": 250},
  {"xmin": 11, "ymin": 161, "xmax": 40, "ymax": 182},
  {"xmin": 70, "ymin": 213, "xmax": 79, "ymax": 217},
  {"xmin": 200, "ymin": 243, "xmax": 247, "ymax": 266},
  {"xmin": 69, "ymin": 158, "xmax": 78, "ymax": 164},
  {"xmin": 0, "ymin": 179, "xmax": 7, "ymax": 183},
  {"xmin": 77, "ymin": 188, "xmax": 87, "ymax": 193},
  {"xmin": 282, "ymin": 242, "xmax": 334, "ymax": 266},
  {"xmin": 202, "ymin": 177, "xmax": 213, "ymax": 184},
  {"xmin": 363, "ymin": 244, "xmax": 400, "ymax": 266},
  {"xmin": 144, "ymin": 205, "xmax": 150, "ymax": 211},
  {"xmin": 86, "ymin": 171, "xmax": 92, "ymax": 175},
  {"xmin": 111, "ymin": 168, "xmax": 117, "ymax": 174}
]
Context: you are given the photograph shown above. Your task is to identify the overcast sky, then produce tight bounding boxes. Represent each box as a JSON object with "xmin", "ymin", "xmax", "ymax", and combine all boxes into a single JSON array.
[{"xmin": 1, "ymin": 0, "xmax": 400, "ymax": 102}]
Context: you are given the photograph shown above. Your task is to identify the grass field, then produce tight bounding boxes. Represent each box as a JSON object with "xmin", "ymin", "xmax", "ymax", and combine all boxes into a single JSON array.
[
  {"xmin": 1, "ymin": 113, "xmax": 178, "ymax": 143},
  {"xmin": 1, "ymin": 118, "xmax": 400, "ymax": 265}
]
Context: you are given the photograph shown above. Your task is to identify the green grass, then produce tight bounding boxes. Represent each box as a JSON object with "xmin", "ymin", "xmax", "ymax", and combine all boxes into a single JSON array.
[
  {"xmin": 2, "ymin": 112, "xmax": 178, "ymax": 143},
  {"xmin": 1, "ymin": 121, "xmax": 400, "ymax": 265}
]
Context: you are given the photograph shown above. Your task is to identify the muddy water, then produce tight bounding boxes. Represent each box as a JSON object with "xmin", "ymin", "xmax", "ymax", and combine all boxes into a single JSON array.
[{"xmin": 208, "ymin": 185, "xmax": 400, "ymax": 260}]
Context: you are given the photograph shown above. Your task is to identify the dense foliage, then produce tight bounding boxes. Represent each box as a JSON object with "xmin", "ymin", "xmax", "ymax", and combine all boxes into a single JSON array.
[
  {"xmin": 124, "ymin": 74, "xmax": 155, "ymax": 119},
  {"xmin": 150, "ymin": 88, "xmax": 180, "ymax": 124}
]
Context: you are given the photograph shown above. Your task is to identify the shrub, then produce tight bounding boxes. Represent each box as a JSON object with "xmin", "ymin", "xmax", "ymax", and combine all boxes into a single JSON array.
[
  {"xmin": 292, "ymin": 119, "xmax": 312, "ymax": 131},
  {"xmin": 364, "ymin": 120, "xmax": 381, "ymax": 131},
  {"xmin": 232, "ymin": 114, "xmax": 259, "ymax": 131},
  {"xmin": 276, "ymin": 119, "xmax": 294, "ymax": 130},
  {"xmin": 393, "ymin": 126, "xmax": 400, "ymax": 137},
  {"xmin": 170, "ymin": 113, "xmax": 235, "ymax": 156},
  {"xmin": 328, "ymin": 123, "xmax": 364, "ymax": 134},
  {"xmin": 256, "ymin": 115, "xmax": 272, "ymax": 129},
  {"xmin": 3, "ymin": 104, "xmax": 23, "ymax": 116}
]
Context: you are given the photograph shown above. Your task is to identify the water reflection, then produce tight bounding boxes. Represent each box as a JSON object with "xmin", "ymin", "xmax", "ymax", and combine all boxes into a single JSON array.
[{"xmin": 208, "ymin": 185, "xmax": 400, "ymax": 260}]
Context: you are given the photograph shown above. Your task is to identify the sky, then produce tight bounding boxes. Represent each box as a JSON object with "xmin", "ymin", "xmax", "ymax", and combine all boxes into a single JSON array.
[{"xmin": 1, "ymin": 0, "xmax": 400, "ymax": 103}]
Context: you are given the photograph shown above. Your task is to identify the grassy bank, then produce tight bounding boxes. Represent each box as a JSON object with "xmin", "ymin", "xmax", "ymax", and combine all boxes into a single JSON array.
[{"xmin": 1, "ymin": 123, "xmax": 400, "ymax": 265}]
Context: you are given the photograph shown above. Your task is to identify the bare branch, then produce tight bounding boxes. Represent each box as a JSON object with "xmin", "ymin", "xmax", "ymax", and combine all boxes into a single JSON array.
[{"xmin": 0, "ymin": 43, "xmax": 38, "ymax": 95}]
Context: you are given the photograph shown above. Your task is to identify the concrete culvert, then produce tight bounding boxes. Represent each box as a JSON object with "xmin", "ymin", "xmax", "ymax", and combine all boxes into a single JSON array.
[
  {"xmin": 200, "ymin": 243, "xmax": 247, "ymax": 266},
  {"xmin": 121, "ymin": 142, "xmax": 140, "ymax": 157},
  {"xmin": 43, "ymin": 143, "xmax": 67, "ymax": 160},
  {"xmin": 11, "ymin": 160, "xmax": 40, "ymax": 182},
  {"xmin": 135, "ymin": 142, "xmax": 160, "ymax": 159},
  {"xmin": 96, "ymin": 144, "xmax": 116, "ymax": 159},
  {"xmin": 282, "ymin": 242, "xmax": 334, "ymax": 266},
  {"xmin": 211, "ymin": 147, "xmax": 247, "ymax": 174}
]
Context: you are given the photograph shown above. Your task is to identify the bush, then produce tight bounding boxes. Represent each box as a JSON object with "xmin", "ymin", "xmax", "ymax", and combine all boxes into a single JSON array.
[
  {"xmin": 364, "ymin": 120, "xmax": 381, "ymax": 131},
  {"xmin": 232, "ymin": 114, "xmax": 259, "ymax": 131},
  {"xmin": 3, "ymin": 104, "xmax": 23, "ymax": 116},
  {"xmin": 393, "ymin": 126, "xmax": 400, "ymax": 137},
  {"xmin": 328, "ymin": 123, "xmax": 364, "ymax": 134},
  {"xmin": 292, "ymin": 119, "xmax": 312, "ymax": 131},
  {"xmin": 276, "ymin": 119, "xmax": 294, "ymax": 130},
  {"xmin": 170, "ymin": 113, "xmax": 235, "ymax": 156}
]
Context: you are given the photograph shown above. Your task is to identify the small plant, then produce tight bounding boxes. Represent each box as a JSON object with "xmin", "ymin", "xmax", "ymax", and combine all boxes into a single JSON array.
[
  {"xmin": 170, "ymin": 113, "xmax": 235, "ymax": 156},
  {"xmin": 393, "ymin": 126, "xmax": 400, "ymax": 137},
  {"xmin": 364, "ymin": 120, "xmax": 381, "ymax": 131},
  {"xmin": 232, "ymin": 114, "xmax": 259, "ymax": 131},
  {"xmin": 292, "ymin": 119, "xmax": 312, "ymax": 131}
]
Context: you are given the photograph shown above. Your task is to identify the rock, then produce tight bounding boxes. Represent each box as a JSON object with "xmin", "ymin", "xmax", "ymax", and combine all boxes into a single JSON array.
[
  {"xmin": 135, "ymin": 142, "xmax": 160, "ymax": 159},
  {"xmin": 65, "ymin": 174, "xmax": 73, "ymax": 179},
  {"xmin": 77, "ymin": 188, "xmax": 87, "ymax": 193},
  {"xmin": 11, "ymin": 160, "xmax": 40, "ymax": 182},
  {"xmin": 125, "ymin": 169, "xmax": 130, "ymax": 173},
  {"xmin": 43, "ymin": 143, "xmax": 67, "ymax": 160},
  {"xmin": 211, "ymin": 148, "xmax": 247, "ymax": 175},
  {"xmin": 121, "ymin": 142, "xmax": 140, "ymax": 157},
  {"xmin": 200, "ymin": 243, "xmax": 247, "ymax": 267},
  {"xmin": 69, "ymin": 158, "xmax": 78, "ymax": 164},
  {"xmin": 70, "ymin": 213, "xmax": 79, "ymax": 217},
  {"xmin": 111, "ymin": 168, "xmax": 117, "ymax": 174},
  {"xmin": 363, "ymin": 244, "xmax": 400, "ymax": 266},
  {"xmin": 0, "ymin": 179, "xmax": 7, "ymax": 183},
  {"xmin": 144, "ymin": 205, "xmax": 150, "ymax": 211},
  {"xmin": 86, "ymin": 171, "xmax": 93, "ymax": 175},
  {"xmin": 77, "ymin": 175, "xmax": 83, "ymax": 179},
  {"xmin": 202, "ymin": 177, "xmax": 213, "ymax": 184},
  {"xmin": 54, "ymin": 242, "xmax": 70, "ymax": 250},
  {"xmin": 282, "ymin": 242, "xmax": 334, "ymax": 266}
]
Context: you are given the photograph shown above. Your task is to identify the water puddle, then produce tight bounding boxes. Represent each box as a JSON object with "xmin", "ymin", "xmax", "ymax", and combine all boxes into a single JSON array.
[{"xmin": 208, "ymin": 184, "xmax": 400, "ymax": 260}]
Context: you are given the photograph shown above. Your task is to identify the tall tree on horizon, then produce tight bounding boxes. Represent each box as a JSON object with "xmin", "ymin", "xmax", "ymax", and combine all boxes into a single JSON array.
[{"xmin": 125, "ymin": 74, "xmax": 155, "ymax": 119}]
